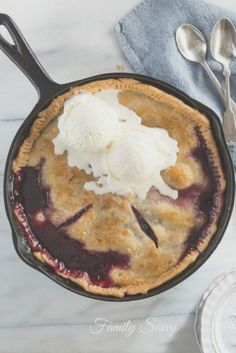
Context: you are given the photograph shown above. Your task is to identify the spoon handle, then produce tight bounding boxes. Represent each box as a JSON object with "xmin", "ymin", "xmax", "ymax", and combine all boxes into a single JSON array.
[
  {"xmin": 203, "ymin": 61, "xmax": 236, "ymax": 143},
  {"xmin": 223, "ymin": 108, "xmax": 236, "ymax": 144},
  {"xmin": 202, "ymin": 61, "xmax": 236, "ymax": 114},
  {"xmin": 223, "ymin": 66, "xmax": 236, "ymax": 143},
  {"xmin": 224, "ymin": 66, "xmax": 235, "ymax": 115},
  {"xmin": 202, "ymin": 61, "xmax": 225, "ymax": 100}
]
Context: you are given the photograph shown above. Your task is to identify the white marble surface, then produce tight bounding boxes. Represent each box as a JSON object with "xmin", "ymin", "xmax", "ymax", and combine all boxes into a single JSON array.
[{"xmin": 0, "ymin": 0, "xmax": 235, "ymax": 352}]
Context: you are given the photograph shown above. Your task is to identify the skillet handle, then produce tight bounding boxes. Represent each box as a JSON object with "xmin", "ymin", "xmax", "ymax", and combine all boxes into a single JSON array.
[{"xmin": 0, "ymin": 13, "xmax": 60, "ymax": 99}]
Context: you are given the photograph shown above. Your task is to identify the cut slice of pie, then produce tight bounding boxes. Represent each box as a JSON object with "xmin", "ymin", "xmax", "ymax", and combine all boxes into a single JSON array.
[{"xmin": 12, "ymin": 78, "xmax": 226, "ymax": 297}]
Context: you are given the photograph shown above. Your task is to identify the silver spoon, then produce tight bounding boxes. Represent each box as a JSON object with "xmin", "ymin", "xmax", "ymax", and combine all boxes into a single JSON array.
[
  {"xmin": 176, "ymin": 25, "xmax": 222, "ymax": 96},
  {"xmin": 176, "ymin": 24, "xmax": 236, "ymax": 113},
  {"xmin": 211, "ymin": 18, "xmax": 236, "ymax": 144}
]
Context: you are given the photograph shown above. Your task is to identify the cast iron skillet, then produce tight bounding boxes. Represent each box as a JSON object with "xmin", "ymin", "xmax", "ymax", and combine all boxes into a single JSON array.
[{"xmin": 1, "ymin": 14, "xmax": 235, "ymax": 301}]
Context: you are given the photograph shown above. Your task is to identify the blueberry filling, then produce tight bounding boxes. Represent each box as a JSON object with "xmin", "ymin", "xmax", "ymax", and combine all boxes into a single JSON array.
[
  {"xmin": 13, "ymin": 166, "xmax": 129, "ymax": 286},
  {"xmin": 178, "ymin": 127, "xmax": 224, "ymax": 257}
]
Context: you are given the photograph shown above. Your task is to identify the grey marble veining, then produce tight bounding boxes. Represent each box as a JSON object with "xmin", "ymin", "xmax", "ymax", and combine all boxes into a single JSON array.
[{"xmin": 0, "ymin": 0, "xmax": 235, "ymax": 352}]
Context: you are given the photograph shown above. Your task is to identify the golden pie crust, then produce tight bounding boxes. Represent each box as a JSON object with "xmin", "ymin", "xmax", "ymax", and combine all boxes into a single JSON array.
[{"xmin": 12, "ymin": 78, "xmax": 226, "ymax": 297}]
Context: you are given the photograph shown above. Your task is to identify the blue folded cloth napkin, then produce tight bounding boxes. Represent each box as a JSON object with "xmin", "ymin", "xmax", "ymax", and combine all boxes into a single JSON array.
[{"xmin": 115, "ymin": 0, "xmax": 236, "ymax": 167}]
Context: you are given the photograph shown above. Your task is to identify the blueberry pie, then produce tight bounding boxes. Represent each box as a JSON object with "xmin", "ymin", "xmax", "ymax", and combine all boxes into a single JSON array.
[{"xmin": 12, "ymin": 78, "xmax": 226, "ymax": 297}]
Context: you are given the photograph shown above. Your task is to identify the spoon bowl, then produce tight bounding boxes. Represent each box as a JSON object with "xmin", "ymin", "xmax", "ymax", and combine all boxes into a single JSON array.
[
  {"xmin": 176, "ymin": 24, "xmax": 207, "ymax": 63},
  {"xmin": 210, "ymin": 18, "xmax": 236, "ymax": 67}
]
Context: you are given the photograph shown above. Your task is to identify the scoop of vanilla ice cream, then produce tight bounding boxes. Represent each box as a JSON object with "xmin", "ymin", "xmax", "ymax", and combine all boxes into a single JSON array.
[
  {"xmin": 106, "ymin": 131, "xmax": 158, "ymax": 184},
  {"xmin": 54, "ymin": 93, "xmax": 119, "ymax": 153},
  {"xmin": 85, "ymin": 126, "xmax": 178, "ymax": 200}
]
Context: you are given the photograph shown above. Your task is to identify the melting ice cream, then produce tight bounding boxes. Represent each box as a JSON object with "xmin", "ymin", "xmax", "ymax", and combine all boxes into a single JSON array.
[{"xmin": 53, "ymin": 90, "xmax": 179, "ymax": 200}]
